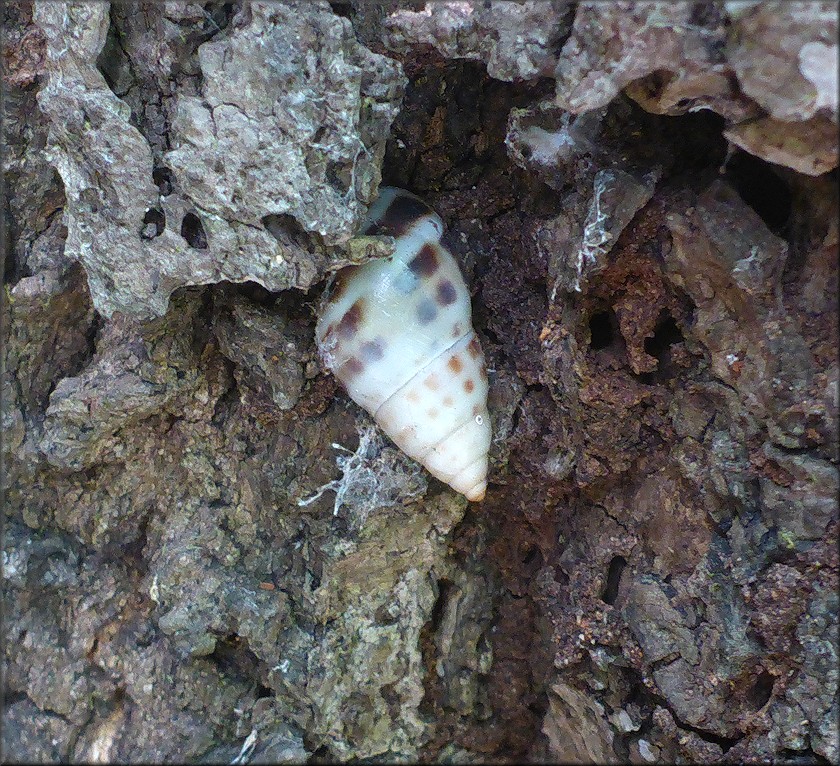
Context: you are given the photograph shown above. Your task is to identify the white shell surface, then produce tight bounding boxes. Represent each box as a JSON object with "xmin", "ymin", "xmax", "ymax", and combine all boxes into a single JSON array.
[{"xmin": 316, "ymin": 187, "xmax": 491, "ymax": 501}]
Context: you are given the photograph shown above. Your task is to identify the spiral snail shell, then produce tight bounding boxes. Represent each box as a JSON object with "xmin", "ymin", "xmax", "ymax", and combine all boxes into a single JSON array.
[{"xmin": 316, "ymin": 188, "xmax": 491, "ymax": 501}]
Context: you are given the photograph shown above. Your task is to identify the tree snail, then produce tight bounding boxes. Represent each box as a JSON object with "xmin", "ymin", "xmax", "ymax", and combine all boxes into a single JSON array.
[{"xmin": 316, "ymin": 188, "xmax": 491, "ymax": 501}]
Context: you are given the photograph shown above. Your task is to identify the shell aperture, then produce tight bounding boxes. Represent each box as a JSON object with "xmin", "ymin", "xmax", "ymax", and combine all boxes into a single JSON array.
[{"xmin": 316, "ymin": 188, "xmax": 491, "ymax": 501}]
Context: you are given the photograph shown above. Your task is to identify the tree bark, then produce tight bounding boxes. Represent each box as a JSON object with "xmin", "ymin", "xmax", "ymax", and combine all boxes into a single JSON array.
[{"xmin": 3, "ymin": 1, "xmax": 837, "ymax": 762}]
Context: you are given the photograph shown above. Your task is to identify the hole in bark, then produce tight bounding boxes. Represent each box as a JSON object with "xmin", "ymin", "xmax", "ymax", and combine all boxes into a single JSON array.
[
  {"xmin": 232, "ymin": 280, "xmax": 276, "ymax": 306},
  {"xmin": 152, "ymin": 167, "xmax": 175, "ymax": 197},
  {"xmin": 110, "ymin": 508, "xmax": 151, "ymax": 576},
  {"xmin": 208, "ymin": 633, "xmax": 263, "ymax": 681},
  {"xmin": 601, "ymin": 556, "xmax": 626, "ymax": 604},
  {"xmin": 664, "ymin": 709, "xmax": 742, "ymax": 751},
  {"xmin": 3, "ymin": 194, "xmax": 19, "ymax": 284},
  {"xmin": 262, "ymin": 212, "xmax": 328, "ymax": 258},
  {"xmin": 141, "ymin": 208, "xmax": 165, "ymax": 239},
  {"xmin": 644, "ymin": 313, "xmax": 683, "ymax": 360},
  {"xmin": 429, "ymin": 578, "xmax": 455, "ymax": 634},
  {"xmin": 181, "ymin": 212, "xmax": 208, "ymax": 249},
  {"xmin": 640, "ymin": 310, "xmax": 686, "ymax": 384},
  {"xmin": 329, "ymin": 1, "xmax": 353, "ymax": 19},
  {"xmin": 4, "ymin": 691, "xmax": 29, "ymax": 708},
  {"xmin": 725, "ymin": 150, "xmax": 792, "ymax": 236},
  {"xmin": 326, "ymin": 159, "xmax": 350, "ymax": 193},
  {"xmin": 261, "ymin": 213, "xmax": 315, "ymax": 251},
  {"xmin": 778, "ymin": 749, "xmax": 831, "ymax": 764},
  {"xmin": 96, "ymin": 7, "xmax": 132, "ymax": 97},
  {"xmin": 521, "ymin": 544, "xmax": 541, "ymax": 566},
  {"xmin": 520, "ymin": 542, "xmax": 544, "ymax": 579},
  {"xmin": 203, "ymin": 2, "xmax": 235, "ymax": 35},
  {"xmin": 262, "ymin": 213, "xmax": 292, "ymax": 238},
  {"xmin": 589, "ymin": 309, "xmax": 616, "ymax": 350},
  {"xmin": 256, "ymin": 683, "xmax": 273, "ymax": 699},
  {"xmin": 211, "ymin": 364, "xmax": 239, "ymax": 426},
  {"xmin": 481, "ymin": 326, "xmax": 501, "ymax": 346},
  {"xmin": 747, "ymin": 669, "xmax": 774, "ymax": 710},
  {"xmin": 380, "ymin": 682, "xmax": 402, "ymax": 719},
  {"xmin": 689, "ymin": 2, "xmax": 725, "ymax": 29}
]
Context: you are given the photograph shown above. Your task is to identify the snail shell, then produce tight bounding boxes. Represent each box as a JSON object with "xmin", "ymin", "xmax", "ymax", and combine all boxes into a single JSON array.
[{"xmin": 316, "ymin": 188, "xmax": 491, "ymax": 501}]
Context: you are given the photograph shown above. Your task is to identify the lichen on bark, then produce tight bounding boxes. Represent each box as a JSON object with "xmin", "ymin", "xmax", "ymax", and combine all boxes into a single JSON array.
[{"xmin": 32, "ymin": 0, "xmax": 405, "ymax": 320}]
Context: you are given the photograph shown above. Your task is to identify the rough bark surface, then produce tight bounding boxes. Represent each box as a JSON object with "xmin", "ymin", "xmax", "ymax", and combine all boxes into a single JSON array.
[{"xmin": 3, "ymin": 1, "xmax": 838, "ymax": 763}]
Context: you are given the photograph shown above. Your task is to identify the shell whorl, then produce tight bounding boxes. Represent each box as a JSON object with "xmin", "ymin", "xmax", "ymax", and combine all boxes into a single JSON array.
[{"xmin": 316, "ymin": 188, "xmax": 491, "ymax": 502}]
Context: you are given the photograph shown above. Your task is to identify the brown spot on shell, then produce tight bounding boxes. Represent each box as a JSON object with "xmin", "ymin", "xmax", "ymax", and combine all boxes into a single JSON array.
[
  {"xmin": 448, "ymin": 355, "xmax": 463, "ymax": 374},
  {"xmin": 417, "ymin": 299, "xmax": 437, "ymax": 324},
  {"xmin": 407, "ymin": 390, "xmax": 420, "ymax": 402},
  {"xmin": 464, "ymin": 379, "xmax": 475, "ymax": 393},
  {"xmin": 338, "ymin": 299, "xmax": 365, "ymax": 338},
  {"xmin": 342, "ymin": 356, "xmax": 364, "ymax": 378},
  {"xmin": 408, "ymin": 244, "xmax": 440, "ymax": 277},
  {"xmin": 451, "ymin": 322, "xmax": 464, "ymax": 339},
  {"xmin": 362, "ymin": 193, "xmax": 433, "ymax": 238},
  {"xmin": 360, "ymin": 337, "xmax": 385, "ymax": 362},
  {"xmin": 472, "ymin": 404, "xmax": 482, "ymax": 416},
  {"xmin": 436, "ymin": 279, "xmax": 457, "ymax": 305},
  {"xmin": 467, "ymin": 336, "xmax": 482, "ymax": 358},
  {"xmin": 424, "ymin": 374, "xmax": 440, "ymax": 391},
  {"xmin": 427, "ymin": 408, "xmax": 439, "ymax": 418},
  {"xmin": 443, "ymin": 396, "xmax": 454, "ymax": 407}
]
